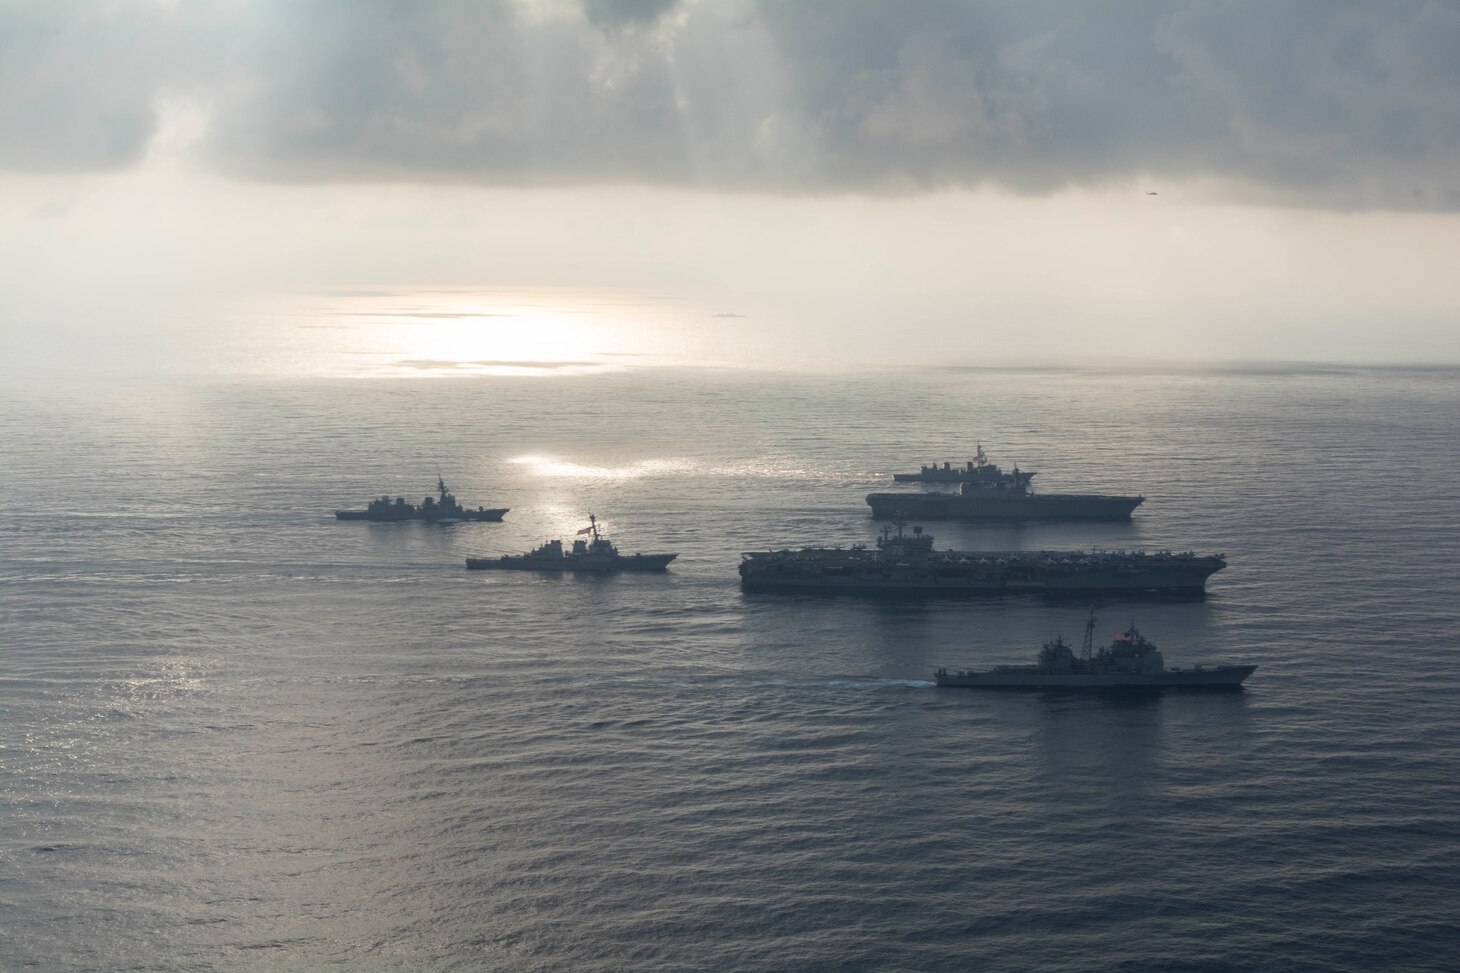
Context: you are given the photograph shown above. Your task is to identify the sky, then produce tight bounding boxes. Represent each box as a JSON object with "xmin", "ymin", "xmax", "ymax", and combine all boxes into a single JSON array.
[{"xmin": 3, "ymin": 0, "xmax": 1459, "ymax": 372}]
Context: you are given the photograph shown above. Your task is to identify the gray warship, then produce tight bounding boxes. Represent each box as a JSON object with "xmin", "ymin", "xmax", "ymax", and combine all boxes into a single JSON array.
[
  {"xmin": 935, "ymin": 609, "xmax": 1256, "ymax": 690},
  {"xmin": 872, "ymin": 446, "xmax": 1142, "ymax": 522},
  {"xmin": 738, "ymin": 523, "xmax": 1224, "ymax": 596},
  {"xmin": 465, "ymin": 515, "xmax": 677, "ymax": 573},
  {"xmin": 336, "ymin": 478, "xmax": 508, "ymax": 523}
]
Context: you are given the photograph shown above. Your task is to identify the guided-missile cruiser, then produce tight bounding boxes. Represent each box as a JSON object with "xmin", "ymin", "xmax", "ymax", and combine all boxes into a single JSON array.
[{"xmin": 935, "ymin": 609, "xmax": 1256, "ymax": 690}]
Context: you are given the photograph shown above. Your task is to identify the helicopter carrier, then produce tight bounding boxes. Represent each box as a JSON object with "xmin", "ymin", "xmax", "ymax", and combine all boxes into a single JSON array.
[
  {"xmin": 872, "ymin": 447, "xmax": 1142, "ymax": 522},
  {"xmin": 935, "ymin": 609, "xmax": 1256, "ymax": 690},
  {"xmin": 335, "ymin": 478, "xmax": 508, "ymax": 523},
  {"xmin": 738, "ymin": 523, "xmax": 1224, "ymax": 596},
  {"xmin": 466, "ymin": 516, "xmax": 677, "ymax": 573}
]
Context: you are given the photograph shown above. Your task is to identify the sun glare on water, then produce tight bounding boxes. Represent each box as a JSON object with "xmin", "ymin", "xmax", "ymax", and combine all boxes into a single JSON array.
[{"xmin": 508, "ymin": 455, "xmax": 694, "ymax": 479}]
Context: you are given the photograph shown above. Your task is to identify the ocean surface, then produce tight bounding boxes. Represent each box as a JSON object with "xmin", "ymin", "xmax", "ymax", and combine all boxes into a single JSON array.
[{"xmin": 4, "ymin": 363, "xmax": 1460, "ymax": 971}]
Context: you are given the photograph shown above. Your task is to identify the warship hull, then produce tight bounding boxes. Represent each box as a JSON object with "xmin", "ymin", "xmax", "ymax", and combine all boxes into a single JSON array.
[
  {"xmin": 866, "ymin": 491, "xmax": 1142, "ymax": 521},
  {"xmin": 738, "ymin": 551, "xmax": 1223, "ymax": 596},
  {"xmin": 893, "ymin": 470, "xmax": 989, "ymax": 483},
  {"xmin": 466, "ymin": 553, "xmax": 676, "ymax": 572},
  {"xmin": 336, "ymin": 508, "xmax": 509, "ymax": 522},
  {"xmin": 934, "ymin": 665, "xmax": 1256, "ymax": 690}
]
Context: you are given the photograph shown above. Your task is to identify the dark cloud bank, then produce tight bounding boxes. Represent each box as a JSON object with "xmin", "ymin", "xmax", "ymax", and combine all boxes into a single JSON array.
[{"xmin": 3, "ymin": 0, "xmax": 1459, "ymax": 209}]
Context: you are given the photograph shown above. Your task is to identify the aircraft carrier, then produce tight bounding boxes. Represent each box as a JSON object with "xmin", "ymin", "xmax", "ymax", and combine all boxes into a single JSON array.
[
  {"xmin": 738, "ymin": 523, "xmax": 1224, "ymax": 596},
  {"xmin": 871, "ymin": 447, "xmax": 1142, "ymax": 522}
]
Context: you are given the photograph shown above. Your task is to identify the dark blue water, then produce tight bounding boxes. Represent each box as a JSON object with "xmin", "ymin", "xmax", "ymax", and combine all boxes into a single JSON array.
[{"xmin": 4, "ymin": 365, "xmax": 1460, "ymax": 971}]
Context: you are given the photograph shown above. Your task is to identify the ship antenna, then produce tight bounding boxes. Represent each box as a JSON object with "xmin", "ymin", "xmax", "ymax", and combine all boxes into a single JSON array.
[
  {"xmin": 589, "ymin": 513, "xmax": 598, "ymax": 539},
  {"xmin": 1083, "ymin": 605, "xmax": 1096, "ymax": 659}
]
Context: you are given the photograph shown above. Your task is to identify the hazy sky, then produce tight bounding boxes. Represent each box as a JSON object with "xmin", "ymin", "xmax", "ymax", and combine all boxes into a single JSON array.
[{"xmin": 4, "ymin": 0, "xmax": 1459, "ymax": 369}]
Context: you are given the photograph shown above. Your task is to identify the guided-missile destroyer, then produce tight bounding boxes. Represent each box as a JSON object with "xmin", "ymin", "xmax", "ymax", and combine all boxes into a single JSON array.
[
  {"xmin": 335, "ymin": 478, "xmax": 508, "ymax": 522},
  {"xmin": 935, "ymin": 609, "xmax": 1256, "ymax": 690},
  {"xmin": 738, "ymin": 523, "xmax": 1224, "ymax": 596},
  {"xmin": 871, "ymin": 446, "xmax": 1142, "ymax": 522},
  {"xmin": 466, "ymin": 515, "xmax": 677, "ymax": 573}
]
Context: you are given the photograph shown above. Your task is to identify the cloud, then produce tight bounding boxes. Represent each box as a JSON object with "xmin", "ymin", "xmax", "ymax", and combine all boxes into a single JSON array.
[
  {"xmin": 0, "ymin": 3, "xmax": 167, "ymax": 171},
  {"xmin": 581, "ymin": 0, "xmax": 680, "ymax": 29},
  {"xmin": 394, "ymin": 358, "xmax": 602, "ymax": 368},
  {"xmin": 344, "ymin": 311, "xmax": 516, "ymax": 319},
  {"xmin": 3, "ymin": 1, "xmax": 1459, "ymax": 209}
]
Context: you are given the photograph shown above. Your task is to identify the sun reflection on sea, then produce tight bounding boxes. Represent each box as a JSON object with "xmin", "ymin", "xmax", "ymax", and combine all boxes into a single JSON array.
[{"xmin": 508, "ymin": 454, "xmax": 694, "ymax": 479}]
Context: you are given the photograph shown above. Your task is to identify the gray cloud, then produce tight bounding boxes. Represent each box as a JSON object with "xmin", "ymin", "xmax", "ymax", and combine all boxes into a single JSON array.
[
  {"xmin": 0, "ymin": 3, "xmax": 167, "ymax": 171},
  {"xmin": 3, "ymin": 0, "xmax": 1459, "ymax": 209},
  {"xmin": 582, "ymin": 0, "xmax": 680, "ymax": 29}
]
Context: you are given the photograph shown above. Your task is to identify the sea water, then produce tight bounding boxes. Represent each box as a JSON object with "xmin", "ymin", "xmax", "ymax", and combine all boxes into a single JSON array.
[{"xmin": 3, "ymin": 362, "xmax": 1459, "ymax": 971}]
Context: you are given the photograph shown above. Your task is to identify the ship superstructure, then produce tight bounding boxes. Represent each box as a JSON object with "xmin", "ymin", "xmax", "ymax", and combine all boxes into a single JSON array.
[{"xmin": 892, "ymin": 445, "xmax": 1034, "ymax": 485}]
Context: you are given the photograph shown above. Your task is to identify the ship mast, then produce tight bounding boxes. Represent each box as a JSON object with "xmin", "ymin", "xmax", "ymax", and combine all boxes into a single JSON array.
[{"xmin": 1082, "ymin": 606, "xmax": 1096, "ymax": 659}]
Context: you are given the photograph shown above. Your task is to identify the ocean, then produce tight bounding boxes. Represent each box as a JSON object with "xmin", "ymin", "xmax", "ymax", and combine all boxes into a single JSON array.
[{"xmin": 4, "ymin": 362, "xmax": 1460, "ymax": 971}]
